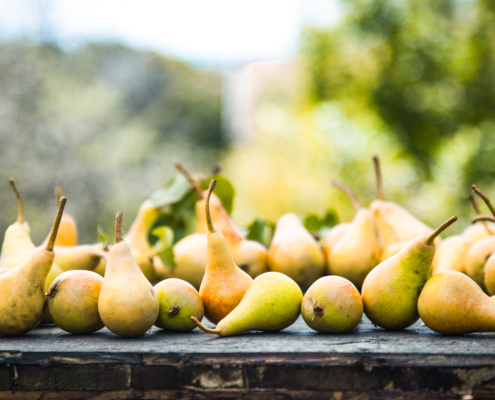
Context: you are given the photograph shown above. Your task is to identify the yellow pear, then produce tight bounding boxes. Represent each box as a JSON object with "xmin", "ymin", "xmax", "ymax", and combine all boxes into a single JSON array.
[
  {"xmin": 191, "ymin": 272, "xmax": 302, "ymax": 337},
  {"xmin": 45, "ymin": 262, "xmax": 65, "ymax": 292},
  {"xmin": 232, "ymin": 240, "xmax": 269, "ymax": 279},
  {"xmin": 327, "ymin": 180, "xmax": 381, "ymax": 289},
  {"xmin": 0, "ymin": 197, "xmax": 67, "ymax": 336},
  {"xmin": 322, "ymin": 222, "xmax": 351, "ymax": 260},
  {"xmin": 370, "ymin": 155, "xmax": 437, "ymax": 249},
  {"xmin": 172, "ymin": 233, "xmax": 207, "ymax": 290},
  {"xmin": 52, "ymin": 244, "xmax": 107, "ymax": 272},
  {"xmin": 418, "ymin": 271, "xmax": 495, "ymax": 335},
  {"xmin": 0, "ymin": 178, "xmax": 36, "ymax": 270},
  {"xmin": 362, "ymin": 216, "xmax": 457, "ymax": 330},
  {"xmin": 380, "ymin": 240, "xmax": 411, "ymax": 262},
  {"xmin": 98, "ymin": 212, "xmax": 159, "ymax": 337},
  {"xmin": 484, "ymin": 252, "xmax": 495, "ymax": 296},
  {"xmin": 268, "ymin": 213, "xmax": 326, "ymax": 290},
  {"xmin": 199, "ymin": 179, "xmax": 253, "ymax": 324},
  {"xmin": 464, "ymin": 236, "xmax": 495, "ymax": 290},
  {"xmin": 432, "ymin": 235, "xmax": 472, "ymax": 275}
]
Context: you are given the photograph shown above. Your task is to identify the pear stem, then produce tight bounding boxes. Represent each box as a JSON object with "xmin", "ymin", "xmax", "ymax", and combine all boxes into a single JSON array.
[
  {"xmin": 472, "ymin": 215, "xmax": 495, "ymax": 224},
  {"xmin": 470, "ymin": 195, "xmax": 493, "ymax": 233},
  {"xmin": 472, "ymin": 185, "xmax": 495, "ymax": 217},
  {"xmin": 115, "ymin": 212, "xmax": 124, "ymax": 244},
  {"xmin": 9, "ymin": 178, "xmax": 24, "ymax": 224},
  {"xmin": 205, "ymin": 179, "xmax": 217, "ymax": 234},
  {"xmin": 372, "ymin": 155, "xmax": 384, "ymax": 201},
  {"xmin": 190, "ymin": 316, "xmax": 222, "ymax": 334},
  {"xmin": 331, "ymin": 180, "xmax": 362, "ymax": 211},
  {"xmin": 174, "ymin": 161, "xmax": 204, "ymax": 200},
  {"xmin": 425, "ymin": 216, "xmax": 457, "ymax": 245},
  {"xmin": 45, "ymin": 197, "xmax": 67, "ymax": 251}
]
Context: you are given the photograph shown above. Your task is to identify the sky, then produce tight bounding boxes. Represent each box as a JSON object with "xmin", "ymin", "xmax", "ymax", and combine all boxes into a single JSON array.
[{"xmin": 0, "ymin": 0, "xmax": 342, "ymax": 67}]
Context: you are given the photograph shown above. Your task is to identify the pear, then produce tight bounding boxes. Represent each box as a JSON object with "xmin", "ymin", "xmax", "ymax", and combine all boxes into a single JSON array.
[
  {"xmin": 432, "ymin": 235, "xmax": 472, "ymax": 275},
  {"xmin": 98, "ymin": 212, "xmax": 159, "ymax": 337},
  {"xmin": 327, "ymin": 180, "xmax": 381, "ymax": 289},
  {"xmin": 322, "ymin": 223, "xmax": 351, "ymax": 260},
  {"xmin": 462, "ymin": 194, "xmax": 495, "ymax": 241},
  {"xmin": 52, "ymin": 244, "xmax": 107, "ymax": 272},
  {"xmin": 45, "ymin": 262, "xmax": 65, "ymax": 292},
  {"xmin": 172, "ymin": 233, "xmax": 207, "ymax": 290},
  {"xmin": 380, "ymin": 240, "xmax": 411, "ymax": 262},
  {"xmin": 362, "ymin": 216, "xmax": 457, "ymax": 330},
  {"xmin": 0, "ymin": 197, "xmax": 67, "ymax": 336},
  {"xmin": 302, "ymin": 276, "xmax": 363, "ymax": 333},
  {"xmin": 464, "ymin": 236, "xmax": 495, "ymax": 290},
  {"xmin": 47, "ymin": 270, "xmax": 104, "ymax": 334},
  {"xmin": 268, "ymin": 213, "xmax": 326, "ymax": 290},
  {"xmin": 154, "ymin": 278, "xmax": 204, "ymax": 331},
  {"xmin": 191, "ymin": 272, "xmax": 302, "ymax": 337},
  {"xmin": 199, "ymin": 179, "xmax": 253, "ymax": 324},
  {"xmin": 232, "ymin": 240, "xmax": 269, "ymax": 279},
  {"xmin": 0, "ymin": 268, "xmax": 10, "ymax": 276},
  {"xmin": 51, "ymin": 187, "xmax": 78, "ymax": 246},
  {"xmin": 0, "ymin": 178, "xmax": 36, "ymax": 270},
  {"xmin": 484, "ymin": 252, "xmax": 495, "ymax": 296},
  {"xmin": 370, "ymin": 155, "xmax": 437, "ymax": 250},
  {"xmin": 418, "ymin": 271, "xmax": 495, "ymax": 335}
]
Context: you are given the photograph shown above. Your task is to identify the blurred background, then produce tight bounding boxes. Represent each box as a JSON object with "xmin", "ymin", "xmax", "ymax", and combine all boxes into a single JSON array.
[{"xmin": 1, "ymin": 0, "xmax": 494, "ymax": 245}]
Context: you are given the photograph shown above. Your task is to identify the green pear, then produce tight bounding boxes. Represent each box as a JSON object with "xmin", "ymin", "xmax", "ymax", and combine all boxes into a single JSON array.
[
  {"xmin": 154, "ymin": 278, "xmax": 204, "ymax": 331},
  {"xmin": 0, "ymin": 197, "xmax": 67, "ymax": 336},
  {"xmin": 0, "ymin": 179, "xmax": 36, "ymax": 270},
  {"xmin": 362, "ymin": 216, "xmax": 457, "ymax": 330},
  {"xmin": 191, "ymin": 272, "xmax": 302, "ymax": 337},
  {"xmin": 98, "ymin": 212, "xmax": 159, "ymax": 338},
  {"xmin": 327, "ymin": 180, "xmax": 381, "ymax": 289},
  {"xmin": 47, "ymin": 270, "xmax": 104, "ymax": 334},
  {"xmin": 302, "ymin": 276, "xmax": 363, "ymax": 333},
  {"xmin": 268, "ymin": 213, "xmax": 326, "ymax": 290},
  {"xmin": 418, "ymin": 271, "xmax": 495, "ymax": 335}
]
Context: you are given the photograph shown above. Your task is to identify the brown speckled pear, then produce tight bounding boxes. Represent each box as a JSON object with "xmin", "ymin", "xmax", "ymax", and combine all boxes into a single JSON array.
[
  {"xmin": 418, "ymin": 271, "xmax": 495, "ymax": 335},
  {"xmin": 327, "ymin": 180, "xmax": 381, "ymax": 289},
  {"xmin": 0, "ymin": 179, "xmax": 36, "ymax": 270},
  {"xmin": 0, "ymin": 197, "xmax": 67, "ymax": 336},
  {"xmin": 199, "ymin": 179, "xmax": 253, "ymax": 324},
  {"xmin": 98, "ymin": 212, "xmax": 159, "ymax": 338}
]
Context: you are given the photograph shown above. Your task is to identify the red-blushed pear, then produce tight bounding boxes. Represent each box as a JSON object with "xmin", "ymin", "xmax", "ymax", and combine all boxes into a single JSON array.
[
  {"xmin": 0, "ymin": 197, "xmax": 67, "ymax": 337},
  {"xmin": 418, "ymin": 271, "xmax": 495, "ymax": 335},
  {"xmin": 98, "ymin": 212, "xmax": 159, "ymax": 338},
  {"xmin": 362, "ymin": 216, "xmax": 457, "ymax": 331},
  {"xmin": 191, "ymin": 272, "xmax": 302, "ymax": 337},
  {"xmin": 0, "ymin": 178, "xmax": 36, "ymax": 270},
  {"xmin": 327, "ymin": 180, "xmax": 381, "ymax": 289},
  {"xmin": 199, "ymin": 179, "xmax": 253, "ymax": 324}
]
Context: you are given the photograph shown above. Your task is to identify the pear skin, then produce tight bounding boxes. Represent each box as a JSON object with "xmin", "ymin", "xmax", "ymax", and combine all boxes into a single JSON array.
[
  {"xmin": 172, "ymin": 233, "xmax": 207, "ymax": 290},
  {"xmin": 380, "ymin": 240, "xmax": 411, "ymax": 262},
  {"xmin": 362, "ymin": 216, "xmax": 457, "ymax": 330},
  {"xmin": 199, "ymin": 180, "xmax": 253, "ymax": 324},
  {"xmin": 464, "ymin": 236, "xmax": 495, "ymax": 290},
  {"xmin": 0, "ymin": 179, "xmax": 36, "ymax": 270},
  {"xmin": 0, "ymin": 197, "xmax": 67, "ymax": 336},
  {"xmin": 268, "ymin": 213, "xmax": 326, "ymax": 290},
  {"xmin": 433, "ymin": 236, "xmax": 472, "ymax": 275},
  {"xmin": 302, "ymin": 276, "xmax": 363, "ymax": 333},
  {"xmin": 322, "ymin": 223, "xmax": 351, "ymax": 260},
  {"xmin": 484, "ymin": 252, "xmax": 495, "ymax": 296},
  {"xmin": 191, "ymin": 272, "xmax": 302, "ymax": 337},
  {"xmin": 154, "ymin": 278, "xmax": 204, "ymax": 331},
  {"xmin": 98, "ymin": 212, "xmax": 159, "ymax": 337},
  {"xmin": 327, "ymin": 181, "xmax": 381, "ymax": 289},
  {"xmin": 418, "ymin": 271, "xmax": 495, "ymax": 335},
  {"xmin": 232, "ymin": 239, "xmax": 269, "ymax": 279},
  {"xmin": 47, "ymin": 270, "xmax": 104, "ymax": 334}
]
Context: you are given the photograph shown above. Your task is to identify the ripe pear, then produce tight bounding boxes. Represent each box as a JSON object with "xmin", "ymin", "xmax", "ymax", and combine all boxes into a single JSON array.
[
  {"xmin": 464, "ymin": 236, "xmax": 495, "ymax": 290},
  {"xmin": 0, "ymin": 197, "xmax": 67, "ymax": 336},
  {"xmin": 302, "ymin": 276, "xmax": 363, "ymax": 333},
  {"xmin": 462, "ymin": 194, "xmax": 495, "ymax": 241},
  {"xmin": 171, "ymin": 233, "xmax": 207, "ymax": 290},
  {"xmin": 51, "ymin": 244, "xmax": 107, "ymax": 272},
  {"xmin": 47, "ymin": 270, "xmax": 104, "ymax": 334},
  {"xmin": 0, "ymin": 179, "xmax": 36, "ymax": 270},
  {"xmin": 380, "ymin": 240, "xmax": 410, "ymax": 262},
  {"xmin": 232, "ymin": 240, "xmax": 269, "ymax": 279},
  {"xmin": 370, "ymin": 156, "xmax": 437, "ymax": 250},
  {"xmin": 432, "ymin": 235, "xmax": 472, "ymax": 275},
  {"xmin": 0, "ymin": 268, "xmax": 10, "ymax": 276},
  {"xmin": 45, "ymin": 262, "xmax": 65, "ymax": 292},
  {"xmin": 362, "ymin": 216, "xmax": 457, "ymax": 330},
  {"xmin": 98, "ymin": 212, "xmax": 159, "ymax": 338},
  {"xmin": 327, "ymin": 180, "xmax": 381, "ymax": 289},
  {"xmin": 268, "ymin": 213, "xmax": 326, "ymax": 290},
  {"xmin": 154, "ymin": 278, "xmax": 204, "ymax": 331},
  {"xmin": 484, "ymin": 252, "xmax": 495, "ymax": 296},
  {"xmin": 322, "ymin": 222, "xmax": 351, "ymax": 260},
  {"xmin": 199, "ymin": 180, "xmax": 253, "ymax": 324},
  {"xmin": 132, "ymin": 249, "xmax": 157, "ymax": 284},
  {"xmin": 191, "ymin": 272, "xmax": 302, "ymax": 337},
  {"xmin": 418, "ymin": 271, "xmax": 495, "ymax": 335},
  {"xmin": 48, "ymin": 187, "xmax": 78, "ymax": 246}
]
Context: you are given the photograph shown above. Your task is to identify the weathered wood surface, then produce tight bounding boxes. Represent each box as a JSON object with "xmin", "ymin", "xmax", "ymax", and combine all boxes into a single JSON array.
[{"xmin": 0, "ymin": 316, "xmax": 495, "ymax": 399}]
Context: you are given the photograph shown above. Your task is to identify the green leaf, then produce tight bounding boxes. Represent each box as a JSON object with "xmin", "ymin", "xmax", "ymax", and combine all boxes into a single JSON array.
[
  {"xmin": 322, "ymin": 209, "xmax": 338, "ymax": 229},
  {"xmin": 150, "ymin": 173, "xmax": 192, "ymax": 209},
  {"xmin": 200, "ymin": 174, "xmax": 235, "ymax": 214},
  {"xmin": 245, "ymin": 218, "xmax": 275, "ymax": 248},
  {"xmin": 151, "ymin": 226, "xmax": 176, "ymax": 268},
  {"xmin": 303, "ymin": 213, "xmax": 323, "ymax": 231},
  {"xmin": 96, "ymin": 225, "xmax": 110, "ymax": 244}
]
